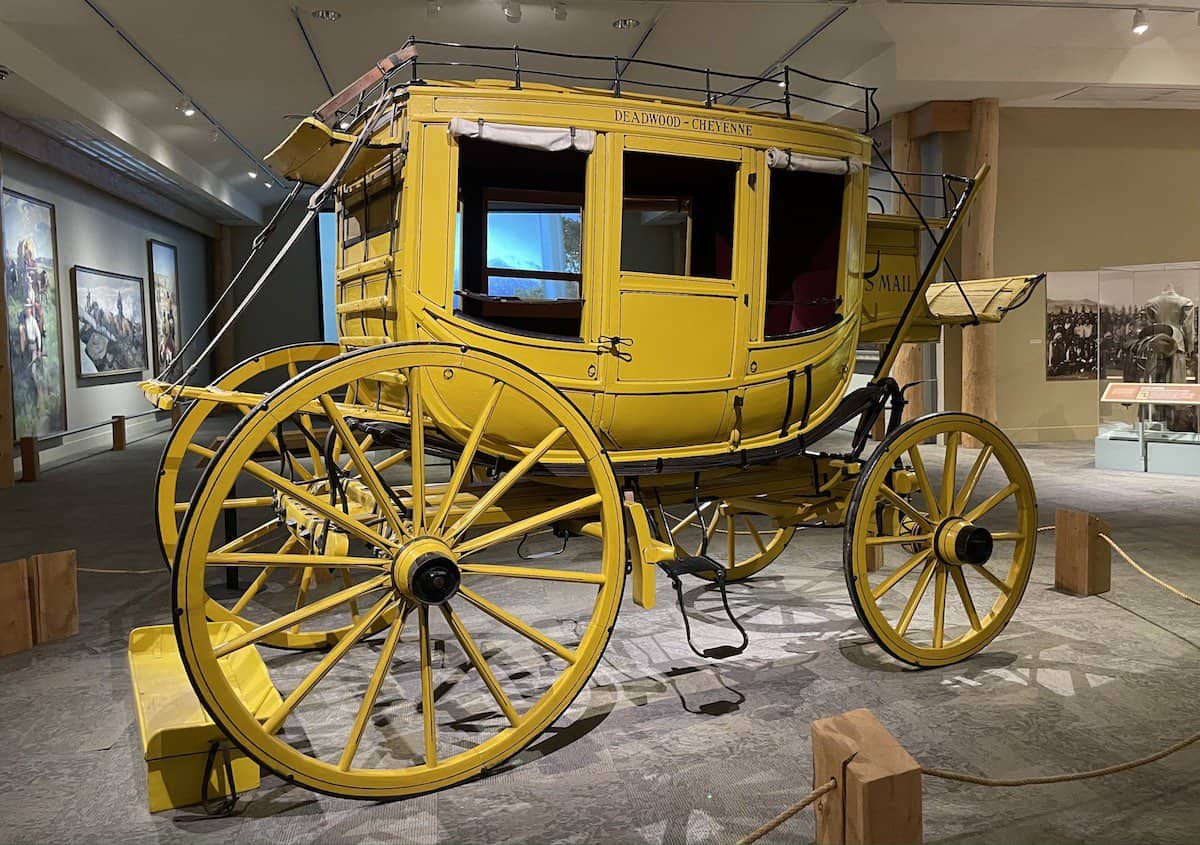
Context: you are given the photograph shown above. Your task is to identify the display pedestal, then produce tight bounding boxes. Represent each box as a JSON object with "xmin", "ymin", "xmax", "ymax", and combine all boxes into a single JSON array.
[{"xmin": 1096, "ymin": 429, "xmax": 1200, "ymax": 476}]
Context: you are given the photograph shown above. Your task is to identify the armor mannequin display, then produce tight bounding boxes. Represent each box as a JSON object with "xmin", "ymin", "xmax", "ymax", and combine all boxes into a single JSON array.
[{"xmin": 1123, "ymin": 285, "xmax": 1197, "ymax": 431}]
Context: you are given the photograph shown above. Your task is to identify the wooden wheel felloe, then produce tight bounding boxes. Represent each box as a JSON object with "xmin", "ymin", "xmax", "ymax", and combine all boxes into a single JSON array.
[
  {"xmin": 661, "ymin": 500, "xmax": 796, "ymax": 582},
  {"xmin": 173, "ymin": 342, "xmax": 626, "ymax": 798},
  {"xmin": 844, "ymin": 412, "xmax": 1037, "ymax": 668}
]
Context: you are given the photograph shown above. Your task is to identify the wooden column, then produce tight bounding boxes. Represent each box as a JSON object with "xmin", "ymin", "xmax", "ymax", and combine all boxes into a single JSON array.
[
  {"xmin": 813, "ymin": 708, "xmax": 923, "ymax": 844},
  {"xmin": 0, "ymin": 150, "xmax": 13, "ymax": 489},
  {"xmin": 960, "ymin": 99, "xmax": 999, "ymax": 442},
  {"xmin": 889, "ymin": 111, "xmax": 926, "ymax": 424}
]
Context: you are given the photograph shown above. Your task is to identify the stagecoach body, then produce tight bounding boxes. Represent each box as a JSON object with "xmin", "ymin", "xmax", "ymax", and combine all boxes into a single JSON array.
[{"xmin": 142, "ymin": 42, "xmax": 1045, "ymax": 801}]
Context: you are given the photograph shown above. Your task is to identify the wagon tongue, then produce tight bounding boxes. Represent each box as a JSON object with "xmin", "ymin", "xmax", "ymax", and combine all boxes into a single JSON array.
[{"xmin": 658, "ymin": 556, "xmax": 749, "ymax": 660}]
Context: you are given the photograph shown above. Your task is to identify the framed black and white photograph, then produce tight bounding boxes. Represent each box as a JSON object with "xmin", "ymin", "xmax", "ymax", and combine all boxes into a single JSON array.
[
  {"xmin": 1045, "ymin": 271, "xmax": 1099, "ymax": 381},
  {"xmin": 70, "ymin": 265, "xmax": 148, "ymax": 378}
]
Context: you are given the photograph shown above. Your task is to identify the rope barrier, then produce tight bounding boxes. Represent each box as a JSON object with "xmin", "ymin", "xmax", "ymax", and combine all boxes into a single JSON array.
[
  {"xmin": 922, "ymin": 731, "xmax": 1200, "ymax": 787},
  {"xmin": 1098, "ymin": 532, "xmax": 1200, "ymax": 607},
  {"xmin": 734, "ymin": 778, "xmax": 837, "ymax": 845}
]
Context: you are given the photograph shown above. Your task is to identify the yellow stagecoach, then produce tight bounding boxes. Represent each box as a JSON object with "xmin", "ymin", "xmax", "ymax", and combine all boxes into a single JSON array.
[{"xmin": 143, "ymin": 40, "xmax": 1043, "ymax": 799}]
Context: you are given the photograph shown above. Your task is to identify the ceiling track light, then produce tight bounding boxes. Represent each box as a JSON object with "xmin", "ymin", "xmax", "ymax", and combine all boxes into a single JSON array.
[
  {"xmin": 612, "ymin": 17, "xmax": 640, "ymax": 29},
  {"xmin": 552, "ymin": 1, "xmax": 567, "ymax": 21},
  {"xmin": 311, "ymin": 9, "xmax": 341, "ymax": 22},
  {"xmin": 176, "ymin": 97, "xmax": 196, "ymax": 117},
  {"xmin": 504, "ymin": 1, "xmax": 521, "ymax": 23},
  {"xmin": 248, "ymin": 171, "xmax": 257, "ymax": 179},
  {"xmin": 427, "ymin": 0, "xmax": 441, "ymax": 16},
  {"xmin": 1132, "ymin": 8, "xmax": 1149, "ymax": 35}
]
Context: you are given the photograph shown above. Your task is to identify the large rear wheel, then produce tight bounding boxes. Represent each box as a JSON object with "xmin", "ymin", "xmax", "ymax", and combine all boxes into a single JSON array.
[{"xmin": 173, "ymin": 343, "xmax": 626, "ymax": 798}]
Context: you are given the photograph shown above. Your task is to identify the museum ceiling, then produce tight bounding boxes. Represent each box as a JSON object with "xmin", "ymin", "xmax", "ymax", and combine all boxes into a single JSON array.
[{"xmin": 1, "ymin": 0, "xmax": 1199, "ymax": 226}]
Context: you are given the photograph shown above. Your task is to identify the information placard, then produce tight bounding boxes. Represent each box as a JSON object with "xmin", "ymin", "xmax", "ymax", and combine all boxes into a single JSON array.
[{"xmin": 1100, "ymin": 382, "xmax": 1200, "ymax": 405}]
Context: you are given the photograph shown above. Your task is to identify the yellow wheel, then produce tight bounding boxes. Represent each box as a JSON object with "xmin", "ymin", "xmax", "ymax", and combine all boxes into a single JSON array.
[
  {"xmin": 844, "ymin": 412, "xmax": 1037, "ymax": 667},
  {"xmin": 661, "ymin": 500, "xmax": 796, "ymax": 582},
  {"xmin": 155, "ymin": 342, "xmax": 340, "ymax": 565},
  {"xmin": 174, "ymin": 342, "xmax": 626, "ymax": 798}
]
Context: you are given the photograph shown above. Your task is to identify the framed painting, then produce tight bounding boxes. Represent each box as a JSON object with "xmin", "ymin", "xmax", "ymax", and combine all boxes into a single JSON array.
[
  {"xmin": 147, "ymin": 239, "xmax": 180, "ymax": 373},
  {"xmin": 2, "ymin": 189, "xmax": 67, "ymax": 437},
  {"xmin": 70, "ymin": 266, "xmax": 148, "ymax": 378}
]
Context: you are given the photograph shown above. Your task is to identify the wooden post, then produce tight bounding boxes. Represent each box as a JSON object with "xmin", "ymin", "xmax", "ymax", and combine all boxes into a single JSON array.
[
  {"xmin": 27, "ymin": 550, "xmax": 79, "ymax": 644},
  {"xmin": 813, "ymin": 708, "xmax": 922, "ymax": 845},
  {"xmin": 19, "ymin": 436, "xmax": 39, "ymax": 482},
  {"xmin": 0, "ymin": 559, "xmax": 34, "ymax": 657},
  {"xmin": 111, "ymin": 415, "xmax": 127, "ymax": 451},
  {"xmin": 889, "ymin": 111, "xmax": 926, "ymax": 425},
  {"xmin": 960, "ymin": 99, "xmax": 999, "ymax": 445},
  {"xmin": 1054, "ymin": 509, "xmax": 1111, "ymax": 596},
  {"xmin": 170, "ymin": 404, "xmax": 183, "ymax": 427},
  {"xmin": 864, "ymin": 546, "xmax": 883, "ymax": 573}
]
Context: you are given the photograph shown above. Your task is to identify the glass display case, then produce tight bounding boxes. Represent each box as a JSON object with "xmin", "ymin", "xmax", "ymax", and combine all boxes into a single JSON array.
[{"xmin": 1095, "ymin": 262, "xmax": 1200, "ymax": 474}]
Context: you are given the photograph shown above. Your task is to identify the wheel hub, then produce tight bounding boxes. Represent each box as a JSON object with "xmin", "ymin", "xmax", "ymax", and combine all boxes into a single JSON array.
[
  {"xmin": 391, "ymin": 537, "xmax": 461, "ymax": 605},
  {"xmin": 934, "ymin": 517, "xmax": 993, "ymax": 566}
]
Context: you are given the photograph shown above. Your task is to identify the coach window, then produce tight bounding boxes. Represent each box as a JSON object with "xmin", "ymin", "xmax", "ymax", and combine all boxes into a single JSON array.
[
  {"xmin": 455, "ymin": 133, "xmax": 588, "ymax": 339},
  {"xmin": 621, "ymin": 151, "xmax": 737, "ymax": 280},
  {"xmin": 762, "ymin": 152, "xmax": 847, "ymax": 339}
]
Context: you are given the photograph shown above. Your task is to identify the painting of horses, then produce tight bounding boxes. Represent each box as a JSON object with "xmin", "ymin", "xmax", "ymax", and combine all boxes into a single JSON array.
[
  {"xmin": 70, "ymin": 266, "xmax": 148, "ymax": 378},
  {"xmin": 148, "ymin": 239, "xmax": 180, "ymax": 374},
  {"xmin": 3, "ymin": 189, "xmax": 67, "ymax": 438}
]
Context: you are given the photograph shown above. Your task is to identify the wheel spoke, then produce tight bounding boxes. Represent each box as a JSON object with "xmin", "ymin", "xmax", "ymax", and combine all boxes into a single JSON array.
[
  {"xmin": 940, "ymin": 431, "xmax": 959, "ymax": 516},
  {"xmin": 418, "ymin": 605, "xmax": 437, "ymax": 767},
  {"xmin": 878, "ymin": 485, "xmax": 932, "ymax": 529},
  {"xmin": 865, "ymin": 532, "xmax": 932, "ymax": 547},
  {"xmin": 409, "ymin": 369, "xmax": 427, "ymax": 533},
  {"xmin": 458, "ymin": 586, "xmax": 577, "ymax": 663},
  {"xmin": 950, "ymin": 566, "xmax": 982, "ymax": 631},
  {"xmin": 228, "ymin": 536, "xmax": 300, "ymax": 614},
  {"xmin": 459, "ymin": 563, "xmax": 604, "ymax": 585},
  {"xmin": 443, "ymin": 426, "xmax": 568, "ymax": 542},
  {"xmin": 206, "ymin": 553, "xmax": 386, "ymax": 569},
  {"xmin": 239, "ymin": 457, "xmax": 397, "ymax": 551},
  {"xmin": 212, "ymin": 575, "xmax": 389, "ymax": 658},
  {"xmin": 952, "ymin": 445, "xmax": 993, "ymax": 516},
  {"xmin": 369, "ymin": 448, "xmax": 410, "ymax": 475},
  {"xmin": 430, "ymin": 380, "xmax": 504, "ymax": 535},
  {"xmin": 743, "ymin": 516, "xmax": 767, "ymax": 554},
  {"xmin": 932, "ymin": 566, "xmax": 948, "ymax": 648},
  {"xmin": 262, "ymin": 594, "xmax": 394, "ymax": 735},
  {"xmin": 338, "ymin": 602, "xmax": 413, "ymax": 771},
  {"xmin": 455, "ymin": 493, "xmax": 602, "ymax": 558},
  {"xmin": 896, "ymin": 559, "xmax": 936, "ymax": 637},
  {"xmin": 907, "ymin": 446, "xmax": 941, "ymax": 521},
  {"xmin": 962, "ymin": 482, "xmax": 1018, "ymax": 524},
  {"xmin": 212, "ymin": 519, "xmax": 281, "ymax": 555},
  {"xmin": 320, "ymin": 394, "xmax": 410, "ymax": 542},
  {"xmin": 440, "ymin": 603, "xmax": 519, "ymax": 727},
  {"xmin": 672, "ymin": 501, "xmax": 715, "ymax": 534},
  {"xmin": 871, "ymin": 549, "xmax": 932, "ymax": 600},
  {"xmin": 969, "ymin": 562, "xmax": 1012, "ymax": 595}
]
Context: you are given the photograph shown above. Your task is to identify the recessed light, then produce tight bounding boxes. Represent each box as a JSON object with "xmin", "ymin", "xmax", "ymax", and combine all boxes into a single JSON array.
[
  {"xmin": 552, "ymin": 1, "xmax": 567, "ymax": 21},
  {"xmin": 612, "ymin": 17, "xmax": 640, "ymax": 30},
  {"xmin": 176, "ymin": 98, "xmax": 196, "ymax": 117},
  {"xmin": 504, "ymin": 1, "xmax": 521, "ymax": 23},
  {"xmin": 427, "ymin": 0, "xmax": 440, "ymax": 16},
  {"xmin": 311, "ymin": 9, "xmax": 341, "ymax": 22},
  {"xmin": 248, "ymin": 171, "xmax": 257, "ymax": 179}
]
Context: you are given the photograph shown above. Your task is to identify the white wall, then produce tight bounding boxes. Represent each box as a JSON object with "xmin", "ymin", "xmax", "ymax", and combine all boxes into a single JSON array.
[{"xmin": 3, "ymin": 148, "xmax": 210, "ymax": 463}]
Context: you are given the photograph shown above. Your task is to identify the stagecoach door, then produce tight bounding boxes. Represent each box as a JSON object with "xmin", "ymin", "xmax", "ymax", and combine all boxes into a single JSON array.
[{"xmin": 600, "ymin": 135, "xmax": 752, "ymax": 448}]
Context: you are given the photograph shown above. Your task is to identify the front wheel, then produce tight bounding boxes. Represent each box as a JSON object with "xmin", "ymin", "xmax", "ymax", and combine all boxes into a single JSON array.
[{"xmin": 844, "ymin": 413, "xmax": 1037, "ymax": 667}]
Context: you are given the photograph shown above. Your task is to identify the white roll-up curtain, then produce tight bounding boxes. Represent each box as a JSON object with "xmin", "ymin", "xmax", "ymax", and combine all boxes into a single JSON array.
[
  {"xmin": 449, "ymin": 118, "xmax": 596, "ymax": 152},
  {"xmin": 765, "ymin": 148, "xmax": 862, "ymax": 175}
]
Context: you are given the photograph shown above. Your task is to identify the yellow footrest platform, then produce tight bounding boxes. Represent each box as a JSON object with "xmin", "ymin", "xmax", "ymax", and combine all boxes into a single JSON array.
[{"xmin": 128, "ymin": 623, "xmax": 282, "ymax": 813}]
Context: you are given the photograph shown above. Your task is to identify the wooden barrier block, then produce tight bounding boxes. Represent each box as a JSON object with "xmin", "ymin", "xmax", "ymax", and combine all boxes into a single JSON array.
[
  {"xmin": 112, "ymin": 415, "xmax": 127, "ymax": 451},
  {"xmin": 864, "ymin": 545, "xmax": 883, "ymax": 573},
  {"xmin": 813, "ymin": 708, "xmax": 922, "ymax": 845},
  {"xmin": 28, "ymin": 550, "xmax": 79, "ymax": 644},
  {"xmin": 19, "ymin": 436, "xmax": 39, "ymax": 483},
  {"xmin": 170, "ymin": 404, "xmax": 183, "ymax": 427},
  {"xmin": 1054, "ymin": 509, "xmax": 1110, "ymax": 597},
  {"xmin": 0, "ymin": 559, "xmax": 34, "ymax": 657}
]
